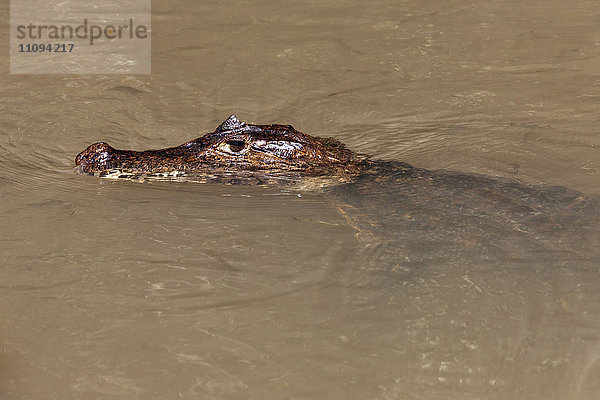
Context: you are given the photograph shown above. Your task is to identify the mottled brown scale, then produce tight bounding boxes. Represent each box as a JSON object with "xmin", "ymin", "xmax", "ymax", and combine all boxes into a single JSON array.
[{"xmin": 75, "ymin": 115, "xmax": 368, "ymax": 179}]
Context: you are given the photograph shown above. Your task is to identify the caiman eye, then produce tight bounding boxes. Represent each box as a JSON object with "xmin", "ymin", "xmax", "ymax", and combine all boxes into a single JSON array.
[{"xmin": 219, "ymin": 140, "xmax": 247, "ymax": 154}]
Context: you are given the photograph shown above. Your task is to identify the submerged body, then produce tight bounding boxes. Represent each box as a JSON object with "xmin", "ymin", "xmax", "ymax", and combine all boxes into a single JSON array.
[{"xmin": 76, "ymin": 116, "xmax": 600, "ymax": 267}]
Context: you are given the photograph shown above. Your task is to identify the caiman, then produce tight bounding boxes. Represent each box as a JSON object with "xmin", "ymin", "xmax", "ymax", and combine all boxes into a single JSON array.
[{"xmin": 76, "ymin": 115, "xmax": 600, "ymax": 272}]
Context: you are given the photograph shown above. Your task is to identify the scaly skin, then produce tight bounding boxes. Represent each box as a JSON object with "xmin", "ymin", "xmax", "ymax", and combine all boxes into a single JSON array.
[{"xmin": 75, "ymin": 115, "xmax": 370, "ymax": 181}]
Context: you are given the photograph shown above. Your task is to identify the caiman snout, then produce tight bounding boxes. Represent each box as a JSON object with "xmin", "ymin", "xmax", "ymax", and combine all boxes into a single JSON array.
[{"xmin": 75, "ymin": 142, "xmax": 116, "ymax": 172}]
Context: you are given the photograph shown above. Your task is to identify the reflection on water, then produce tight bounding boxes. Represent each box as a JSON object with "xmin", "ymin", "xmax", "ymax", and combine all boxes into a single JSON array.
[{"xmin": 2, "ymin": 0, "xmax": 600, "ymax": 398}]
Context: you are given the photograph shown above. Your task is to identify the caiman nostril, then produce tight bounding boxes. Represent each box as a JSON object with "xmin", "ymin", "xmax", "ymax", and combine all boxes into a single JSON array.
[{"xmin": 75, "ymin": 142, "xmax": 114, "ymax": 166}]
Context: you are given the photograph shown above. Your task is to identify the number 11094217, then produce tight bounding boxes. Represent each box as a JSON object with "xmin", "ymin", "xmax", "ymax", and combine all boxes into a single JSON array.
[{"xmin": 18, "ymin": 43, "xmax": 74, "ymax": 52}]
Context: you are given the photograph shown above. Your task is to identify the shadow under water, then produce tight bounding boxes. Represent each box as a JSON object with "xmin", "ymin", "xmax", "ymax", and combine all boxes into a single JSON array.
[{"xmin": 327, "ymin": 161, "xmax": 600, "ymax": 273}]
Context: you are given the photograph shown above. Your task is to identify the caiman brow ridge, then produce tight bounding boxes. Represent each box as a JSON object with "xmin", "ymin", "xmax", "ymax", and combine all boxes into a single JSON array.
[{"xmin": 75, "ymin": 115, "xmax": 371, "ymax": 182}]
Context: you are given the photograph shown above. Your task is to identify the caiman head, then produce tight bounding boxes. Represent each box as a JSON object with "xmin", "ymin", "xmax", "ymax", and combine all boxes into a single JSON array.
[{"xmin": 75, "ymin": 115, "xmax": 367, "ymax": 184}]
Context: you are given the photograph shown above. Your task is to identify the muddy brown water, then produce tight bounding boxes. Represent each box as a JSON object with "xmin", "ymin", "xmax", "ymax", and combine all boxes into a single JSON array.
[{"xmin": 2, "ymin": 0, "xmax": 600, "ymax": 399}]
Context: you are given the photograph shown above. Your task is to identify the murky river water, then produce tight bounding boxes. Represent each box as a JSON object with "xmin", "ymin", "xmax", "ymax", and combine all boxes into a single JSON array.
[{"xmin": 2, "ymin": 0, "xmax": 600, "ymax": 399}]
